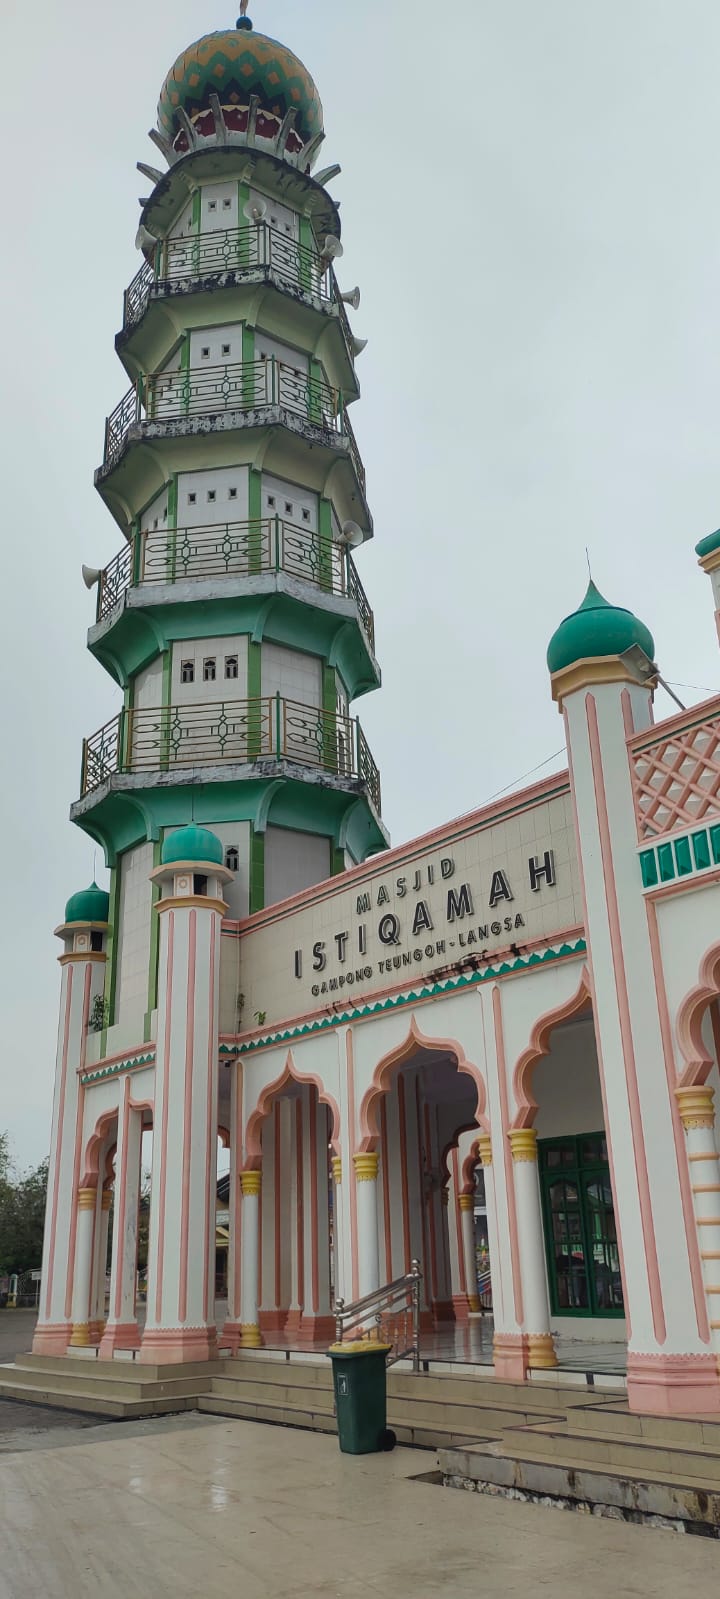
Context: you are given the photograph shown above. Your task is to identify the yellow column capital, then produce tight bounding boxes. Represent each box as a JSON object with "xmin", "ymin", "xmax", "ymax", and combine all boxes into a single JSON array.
[
  {"xmin": 240, "ymin": 1169, "xmax": 262, "ymax": 1197},
  {"xmin": 676, "ymin": 1085, "xmax": 715, "ymax": 1130},
  {"xmin": 101, "ymin": 1190, "xmax": 112, "ymax": 1212},
  {"xmin": 353, "ymin": 1152, "xmax": 379, "ymax": 1182},
  {"xmin": 77, "ymin": 1187, "xmax": 97, "ymax": 1210},
  {"xmin": 458, "ymin": 1192, "xmax": 475, "ymax": 1212},
  {"xmin": 331, "ymin": 1156, "xmax": 342, "ymax": 1185},
  {"xmin": 509, "ymin": 1128, "xmax": 538, "ymax": 1163},
  {"xmin": 477, "ymin": 1134, "xmax": 493, "ymax": 1167}
]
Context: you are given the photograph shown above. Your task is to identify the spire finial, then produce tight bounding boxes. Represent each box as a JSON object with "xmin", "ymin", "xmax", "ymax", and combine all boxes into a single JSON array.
[{"xmin": 237, "ymin": 0, "xmax": 253, "ymax": 27}]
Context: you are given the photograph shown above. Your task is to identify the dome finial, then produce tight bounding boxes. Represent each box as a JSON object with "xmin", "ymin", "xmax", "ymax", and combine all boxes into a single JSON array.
[{"xmin": 237, "ymin": 0, "xmax": 253, "ymax": 28}]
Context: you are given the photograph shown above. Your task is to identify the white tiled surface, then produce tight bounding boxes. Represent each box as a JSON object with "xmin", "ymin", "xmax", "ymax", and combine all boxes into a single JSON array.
[{"xmin": 115, "ymin": 843, "xmax": 154, "ymax": 1028}]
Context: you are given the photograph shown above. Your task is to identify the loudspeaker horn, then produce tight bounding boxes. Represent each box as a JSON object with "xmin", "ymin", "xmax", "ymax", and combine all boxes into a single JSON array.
[
  {"xmin": 82, "ymin": 565, "xmax": 101, "ymax": 590},
  {"xmin": 338, "ymin": 520, "xmax": 363, "ymax": 549},
  {"xmin": 341, "ymin": 286, "xmax": 361, "ymax": 310},
  {"xmin": 351, "ymin": 336, "xmax": 368, "ymax": 357},
  {"xmin": 320, "ymin": 234, "xmax": 344, "ymax": 263},
  {"xmin": 243, "ymin": 196, "xmax": 268, "ymax": 225}
]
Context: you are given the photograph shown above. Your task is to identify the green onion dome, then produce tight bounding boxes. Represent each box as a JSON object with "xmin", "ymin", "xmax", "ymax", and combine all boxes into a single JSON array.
[
  {"xmin": 547, "ymin": 581, "xmax": 655, "ymax": 675},
  {"xmin": 695, "ymin": 529, "xmax": 720, "ymax": 560},
  {"xmin": 157, "ymin": 20, "xmax": 323, "ymax": 151},
  {"xmin": 161, "ymin": 825, "xmax": 224, "ymax": 867},
  {"xmin": 64, "ymin": 883, "xmax": 110, "ymax": 925}
]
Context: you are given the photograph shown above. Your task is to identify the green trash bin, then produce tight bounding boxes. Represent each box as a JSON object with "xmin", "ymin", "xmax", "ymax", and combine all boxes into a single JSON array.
[{"xmin": 328, "ymin": 1340, "xmax": 396, "ymax": 1455}]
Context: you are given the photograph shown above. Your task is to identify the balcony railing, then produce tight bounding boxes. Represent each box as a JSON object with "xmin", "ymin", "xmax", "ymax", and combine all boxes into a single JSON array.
[
  {"xmin": 102, "ymin": 356, "xmax": 361, "ymax": 475},
  {"xmin": 94, "ymin": 518, "xmax": 375, "ymax": 653},
  {"xmin": 123, "ymin": 225, "xmax": 334, "ymax": 331},
  {"xmin": 81, "ymin": 694, "xmax": 381, "ymax": 811},
  {"xmin": 628, "ymin": 695, "xmax": 720, "ymax": 841}
]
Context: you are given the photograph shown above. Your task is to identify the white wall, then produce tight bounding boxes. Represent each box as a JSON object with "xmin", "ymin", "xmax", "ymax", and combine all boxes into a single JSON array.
[
  {"xmin": 264, "ymin": 827, "xmax": 331, "ymax": 907},
  {"xmin": 115, "ymin": 842, "xmax": 154, "ymax": 1035},
  {"xmin": 533, "ymin": 1016, "xmax": 605, "ymax": 1139},
  {"xmin": 262, "ymin": 472, "xmax": 317, "ymax": 532},
  {"xmin": 171, "ymin": 636, "xmax": 249, "ymax": 704},
  {"xmin": 262, "ymin": 642, "xmax": 321, "ymax": 708},
  {"xmin": 177, "ymin": 466, "xmax": 250, "ymax": 528},
  {"xmin": 133, "ymin": 658, "xmax": 163, "ymax": 714},
  {"xmin": 189, "ymin": 324, "xmax": 243, "ymax": 367}
]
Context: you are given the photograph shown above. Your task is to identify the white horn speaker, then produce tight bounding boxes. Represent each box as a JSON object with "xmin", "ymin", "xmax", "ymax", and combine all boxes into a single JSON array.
[
  {"xmin": 338, "ymin": 520, "xmax": 363, "ymax": 548},
  {"xmin": 243, "ymin": 196, "xmax": 268, "ymax": 225},
  {"xmin": 351, "ymin": 336, "xmax": 368, "ymax": 356},
  {"xmin": 320, "ymin": 234, "xmax": 344, "ymax": 263},
  {"xmin": 82, "ymin": 565, "xmax": 101, "ymax": 590},
  {"xmin": 341, "ymin": 286, "xmax": 361, "ymax": 310}
]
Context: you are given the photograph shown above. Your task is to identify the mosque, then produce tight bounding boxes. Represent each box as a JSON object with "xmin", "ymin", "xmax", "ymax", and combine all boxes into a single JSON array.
[{"xmin": 30, "ymin": 10, "xmax": 720, "ymax": 1419}]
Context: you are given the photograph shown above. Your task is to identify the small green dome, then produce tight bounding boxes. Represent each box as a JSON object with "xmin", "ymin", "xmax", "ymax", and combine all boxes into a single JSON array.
[
  {"xmin": 547, "ymin": 581, "xmax": 655, "ymax": 675},
  {"xmin": 695, "ymin": 529, "xmax": 720, "ymax": 559},
  {"xmin": 161, "ymin": 825, "xmax": 224, "ymax": 867},
  {"xmin": 157, "ymin": 24, "xmax": 323, "ymax": 149},
  {"xmin": 65, "ymin": 883, "xmax": 110, "ymax": 926}
]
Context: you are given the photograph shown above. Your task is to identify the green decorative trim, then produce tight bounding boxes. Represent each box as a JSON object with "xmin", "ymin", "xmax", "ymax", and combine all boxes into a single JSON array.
[
  {"xmin": 331, "ymin": 846, "xmax": 345, "ymax": 877},
  {"xmin": 238, "ymin": 182, "xmax": 251, "ymax": 263},
  {"xmin": 639, "ymin": 827, "xmax": 720, "ymax": 890},
  {"xmin": 144, "ymin": 837, "xmax": 163, "ymax": 1042},
  {"xmin": 226, "ymin": 938, "xmax": 588, "ymax": 1058},
  {"xmin": 247, "ymin": 639, "xmax": 262, "ymax": 757},
  {"xmin": 318, "ymin": 498, "xmax": 334, "ymax": 593},
  {"xmin": 242, "ymin": 325, "xmax": 256, "ymax": 412},
  {"xmin": 81, "ymin": 1047, "xmax": 156, "ymax": 1087},
  {"xmin": 249, "ymin": 826, "xmax": 265, "ymax": 914},
  {"xmin": 248, "ymin": 462, "xmax": 262, "ymax": 573}
]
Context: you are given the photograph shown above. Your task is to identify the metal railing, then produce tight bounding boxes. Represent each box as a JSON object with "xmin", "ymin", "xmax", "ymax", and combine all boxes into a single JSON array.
[
  {"xmin": 94, "ymin": 518, "xmax": 375, "ymax": 653},
  {"xmin": 123, "ymin": 224, "xmax": 336, "ymax": 332},
  {"xmin": 334, "ymin": 1262, "xmax": 423, "ymax": 1372},
  {"xmin": 101, "ymin": 358, "xmax": 366, "ymax": 488},
  {"xmin": 80, "ymin": 693, "xmax": 381, "ymax": 811}
]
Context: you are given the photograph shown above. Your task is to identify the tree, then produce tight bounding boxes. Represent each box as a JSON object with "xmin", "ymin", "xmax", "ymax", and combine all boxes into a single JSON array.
[{"xmin": 0, "ymin": 1136, "xmax": 49, "ymax": 1277}]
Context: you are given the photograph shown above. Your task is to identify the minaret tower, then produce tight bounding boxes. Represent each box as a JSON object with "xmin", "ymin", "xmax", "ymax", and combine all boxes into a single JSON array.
[{"xmin": 73, "ymin": 9, "xmax": 386, "ymax": 1055}]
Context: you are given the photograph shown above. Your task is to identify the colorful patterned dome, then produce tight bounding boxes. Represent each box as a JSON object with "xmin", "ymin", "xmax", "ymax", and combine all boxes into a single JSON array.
[{"xmin": 157, "ymin": 23, "xmax": 323, "ymax": 148}]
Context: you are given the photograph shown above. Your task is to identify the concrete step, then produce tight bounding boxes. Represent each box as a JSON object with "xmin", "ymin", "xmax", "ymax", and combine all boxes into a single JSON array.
[
  {"xmin": 439, "ymin": 1440, "xmax": 720, "ymax": 1530},
  {"xmin": 209, "ymin": 1375, "xmax": 334, "ymax": 1414},
  {"xmin": 14, "ymin": 1354, "xmax": 222, "ymax": 1383},
  {"xmin": 388, "ymin": 1368, "xmax": 617, "ymax": 1410},
  {"xmin": 0, "ymin": 1363, "xmax": 206, "ymax": 1404},
  {"xmin": 496, "ymin": 1421, "xmax": 720, "ymax": 1486},
  {"xmin": 199, "ymin": 1390, "xmax": 491, "ymax": 1451},
  {"xmin": 0, "ymin": 1375, "xmax": 198, "ymax": 1420},
  {"xmin": 563, "ymin": 1398, "xmax": 720, "ymax": 1450}
]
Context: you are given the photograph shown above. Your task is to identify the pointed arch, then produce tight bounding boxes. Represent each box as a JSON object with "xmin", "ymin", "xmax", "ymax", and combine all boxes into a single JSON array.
[
  {"xmin": 358, "ymin": 1015, "xmax": 488, "ymax": 1155},
  {"xmin": 81, "ymin": 1109, "xmax": 120, "ymax": 1189},
  {"xmin": 511, "ymin": 966, "xmax": 593, "ymax": 1130},
  {"xmin": 244, "ymin": 1049, "xmax": 341, "ymax": 1166},
  {"xmin": 461, "ymin": 1138, "xmax": 483, "ymax": 1194},
  {"xmin": 676, "ymin": 942, "xmax": 720, "ymax": 1088}
]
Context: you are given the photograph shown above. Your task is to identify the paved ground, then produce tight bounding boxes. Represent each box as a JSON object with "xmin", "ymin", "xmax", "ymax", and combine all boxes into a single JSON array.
[
  {"xmin": 0, "ymin": 1411, "xmax": 718, "ymax": 1599},
  {"xmin": 0, "ymin": 1309, "xmax": 37, "ymax": 1364}
]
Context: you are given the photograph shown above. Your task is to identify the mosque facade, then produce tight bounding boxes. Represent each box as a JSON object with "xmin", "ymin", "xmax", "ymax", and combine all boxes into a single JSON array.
[{"xmin": 33, "ymin": 13, "xmax": 720, "ymax": 1417}]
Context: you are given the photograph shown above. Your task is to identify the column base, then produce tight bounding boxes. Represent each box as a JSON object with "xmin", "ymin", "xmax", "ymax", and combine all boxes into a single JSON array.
[
  {"xmin": 284, "ymin": 1310, "xmax": 304, "ymax": 1337},
  {"xmin": 452, "ymin": 1294, "xmax": 471, "ymax": 1325},
  {"xmin": 88, "ymin": 1320, "xmax": 106, "ymax": 1346},
  {"xmin": 239, "ymin": 1323, "xmax": 263, "ymax": 1349},
  {"xmin": 298, "ymin": 1315, "xmax": 336, "ymax": 1343},
  {"xmin": 32, "ymin": 1323, "xmax": 73, "ymax": 1355},
  {"xmin": 218, "ymin": 1320, "xmax": 244, "ymax": 1353},
  {"xmin": 432, "ymin": 1300, "xmax": 456, "ymax": 1327},
  {"xmin": 69, "ymin": 1322, "xmax": 93, "ymax": 1349},
  {"xmin": 139, "ymin": 1327, "xmax": 218, "ymax": 1365},
  {"xmin": 627, "ymin": 1352, "xmax": 720, "ymax": 1415},
  {"xmin": 467, "ymin": 1295, "xmax": 482, "ymax": 1315},
  {"xmin": 492, "ymin": 1332, "xmax": 558, "ymax": 1380},
  {"xmin": 527, "ymin": 1333, "xmax": 558, "ymax": 1370},
  {"xmin": 259, "ymin": 1310, "xmax": 290, "ymax": 1332},
  {"xmin": 98, "ymin": 1322, "xmax": 141, "ymax": 1359}
]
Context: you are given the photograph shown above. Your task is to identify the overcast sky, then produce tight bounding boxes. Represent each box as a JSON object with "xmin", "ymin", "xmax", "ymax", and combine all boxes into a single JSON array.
[{"xmin": 3, "ymin": 0, "xmax": 720, "ymax": 1169}]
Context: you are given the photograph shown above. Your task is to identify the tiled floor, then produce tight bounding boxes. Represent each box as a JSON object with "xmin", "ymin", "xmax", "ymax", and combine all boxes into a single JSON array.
[
  {"xmin": 1, "ymin": 1411, "xmax": 717, "ymax": 1599},
  {"xmin": 261, "ymin": 1318, "xmax": 627, "ymax": 1376}
]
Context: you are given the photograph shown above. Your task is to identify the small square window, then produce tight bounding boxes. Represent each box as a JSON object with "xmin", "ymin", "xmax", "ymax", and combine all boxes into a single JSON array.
[
  {"xmin": 225, "ymin": 846, "xmax": 239, "ymax": 873},
  {"xmin": 267, "ymin": 495, "xmax": 275, "ymax": 508},
  {"xmin": 208, "ymin": 200, "xmax": 217, "ymax": 212},
  {"xmin": 201, "ymin": 346, "xmax": 210, "ymax": 359},
  {"xmin": 228, "ymin": 487, "xmax": 238, "ymax": 500},
  {"xmin": 221, "ymin": 344, "xmax": 231, "ymax": 356},
  {"xmin": 302, "ymin": 508, "xmax": 310, "ymax": 522},
  {"xmin": 153, "ymin": 518, "xmax": 158, "ymax": 530},
  {"xmin": 90, "ymin": 930, "xmax": 103, "ymax": 952},
  {"xmin": 225, "ymin": 655, "xmax": 239, "ymax": 680},
  {"xmin": 223, "ymin": 198, "xmax": 231, "ymax": 210},
  {"xmin": 188, "ymin": 492, "xmax": 197, "ymax": 505},
  {"xmin": 181, "ymin": 660, "xmax": 194, "ymax": 684},
  {"xmin": 285, "ymin": 501, "xmax": 293, "ymax": 514},
  {"xmin": 203, "ymin": 658, "xmax": 216, "ymax": 682},
  {"xmin": 193, "ymin": 873, "xmax": 208, "ymax": 896},
  {"xmin": 207, "ymin": 490, "xmax": 216, "ymax": 503}
]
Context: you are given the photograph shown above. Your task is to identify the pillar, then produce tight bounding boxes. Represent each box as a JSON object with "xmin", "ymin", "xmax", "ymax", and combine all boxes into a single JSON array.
[
  {"xmin": 677, "ymin": 1086, "xmax": 720, "ymax": 1355},
  {"xmin": 99, "ymin": 1084, "xmax": 143, "ymax": 1356},
  {"xmin": 509, "ymin": 1129, "xmax": 557, "ymax": 1369},
  {"xmin": 90, "ymin": 1185, "xmax": 112, "ymax": 1342},
  {"xmin": 239, "ymin": 1170, "xmax": 262, "ymax": 1347},
  {"xmin": 353, "ymin": 1152, "xmax": 380, "ymax": 1298},
  {"xmin": 141, "ymin": 844, "xmax": 230, "ymax": 1364},
  {"xmin": 458, "ymin": 1193, "xmax": 481, "ymax": 1313},
  {"xmin": 332, "ymin": 1156, "xmax": 344, "ymax": 1305},
  {"xmin": 69, "ymin": 1187, "xmax": 97, "ymax": 1347},
  {"xmin": 220, "ymin": 1066, "xmax": 243, "ymax": 1352},
  {"xmin": 33, "ymin": 917, "xmax": 107, "ymax": 1355}
]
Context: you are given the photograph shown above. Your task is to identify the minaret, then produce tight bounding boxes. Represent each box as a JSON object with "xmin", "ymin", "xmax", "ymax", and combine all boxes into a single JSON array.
[
  {"xmin": 548, "ymin": 583, "xmax": 720, "ymax": 1413},
  {"xmin": 33, "ymin": 885, "xmax": 109, "ymax": 1354},
  {"xmin": 74, "ymin": 9, "xmax": 387, "ymax": 1057}
]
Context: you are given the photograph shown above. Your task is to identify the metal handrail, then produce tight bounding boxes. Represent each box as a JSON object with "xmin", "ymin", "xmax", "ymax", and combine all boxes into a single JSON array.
[{"xmin": 334, "ymin": 1261, "xmax": 422, "ymax": 1372}]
